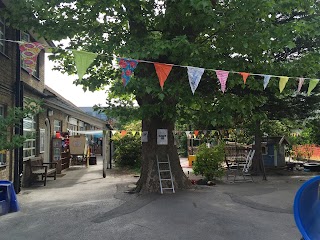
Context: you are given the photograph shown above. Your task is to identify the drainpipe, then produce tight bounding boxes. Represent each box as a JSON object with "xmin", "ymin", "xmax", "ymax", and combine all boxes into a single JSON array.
[{"xmin": 13, "ymin": 29, "xmax": 23, "ymax": 193}]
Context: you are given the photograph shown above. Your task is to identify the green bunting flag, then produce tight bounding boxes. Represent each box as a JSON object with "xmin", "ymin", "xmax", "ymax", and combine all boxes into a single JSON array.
[
  {"xmin": 279, "ymin": 76, "xmax": 289, "ymax": 93},
  {"xmin": 71, "ymin": 50, "xmax": 98, "ymax": 81},
  {"xmin": 307, "ymin": 79, "xmax": 319, "ymax": 96}
]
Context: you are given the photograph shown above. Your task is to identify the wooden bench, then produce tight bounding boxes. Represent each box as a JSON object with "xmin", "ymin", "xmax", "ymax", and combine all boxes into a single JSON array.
[{"xmin": 28, "ymin": 157, "xmax": 57, "ymax": 186}]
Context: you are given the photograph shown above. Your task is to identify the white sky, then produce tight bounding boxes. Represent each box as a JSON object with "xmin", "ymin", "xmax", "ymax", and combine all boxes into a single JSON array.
[{"xmin": 44, "ymin": 53, "xmax": 108, "ymax": 107}]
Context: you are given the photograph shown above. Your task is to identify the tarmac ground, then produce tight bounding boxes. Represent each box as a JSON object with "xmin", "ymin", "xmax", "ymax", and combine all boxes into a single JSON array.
[{"xmin": 0, "ymin": 156, "xmax": 314, "ymax": 240}]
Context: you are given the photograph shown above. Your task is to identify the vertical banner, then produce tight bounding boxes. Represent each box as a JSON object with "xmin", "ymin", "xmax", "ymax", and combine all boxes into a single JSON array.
[{"xmin": 157, "ymin": 129, "xmax": 168, "ymax": 145}]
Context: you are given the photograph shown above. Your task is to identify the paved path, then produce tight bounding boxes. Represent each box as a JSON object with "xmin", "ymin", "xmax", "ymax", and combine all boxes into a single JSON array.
[{"xmin": 0, "ymin": 156, "xmax": 308, "ymax": 240}]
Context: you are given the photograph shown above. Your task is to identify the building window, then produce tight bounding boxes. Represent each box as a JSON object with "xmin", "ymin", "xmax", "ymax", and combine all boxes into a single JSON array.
[
  {"xmin": 54, "ymin": 120, "xmax": 62, "ymax": 132},
  {"xmin": 20, "ymin": 32, "xmax": 40, "ymax": 78},
  {"xmin": 23, "ymin": 116, "xmax": 36, "ymax": 158},
  {"xmin": 0, "ymin": 105, "xmax": 5, "ymax": 166},
  {"xmin": 69, "ymin": 124, "xmax": 77, "ymax": 136},
  {"xmin": 39, "ymin": 129, "xmax": 45, "ymax": 153},
  {"xmin": 262, "ymin": 146, "xmax": 268, "ymax": 155}
]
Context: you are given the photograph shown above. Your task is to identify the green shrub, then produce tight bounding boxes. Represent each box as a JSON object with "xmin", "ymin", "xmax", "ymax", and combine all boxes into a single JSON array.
[
  {"xmin": 113, "ymin": 133, "xmax": 141, "ymax": 168},
  {"xmin": 193, "ymin": 143, "xmax": 225, "ymax": 181}
]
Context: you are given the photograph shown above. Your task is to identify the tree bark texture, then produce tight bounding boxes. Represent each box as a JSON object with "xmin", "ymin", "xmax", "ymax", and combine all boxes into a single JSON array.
[
  {"xmin": 135, "ymin": 116, "xmax": 191, "ymax": 193},
  {"xmin": 251, "ymin": 120, "xmax": 267, "ymax": 180}
]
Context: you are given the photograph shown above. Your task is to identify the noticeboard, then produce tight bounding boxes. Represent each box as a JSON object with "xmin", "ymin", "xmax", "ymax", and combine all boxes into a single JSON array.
[{"xmin": 69, "ymin": 135, "xmax": 86, "ymax": 155}]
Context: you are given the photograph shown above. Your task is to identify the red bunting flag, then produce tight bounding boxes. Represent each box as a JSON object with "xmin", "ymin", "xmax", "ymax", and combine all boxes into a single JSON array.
[
  {"xmin": 239, "ymin": 72, "xmax": 250, "ymax": 84},
  {"xmin": 154, "ymin": 63, "xmax": 173, "ymax": 90},
  {"xmin": 120, "ymin": 130, "xmax": 127, "ymax": 137},
  {"xmin": 194, "ymin": 130, "xmax": 199, "ymax": 136}
]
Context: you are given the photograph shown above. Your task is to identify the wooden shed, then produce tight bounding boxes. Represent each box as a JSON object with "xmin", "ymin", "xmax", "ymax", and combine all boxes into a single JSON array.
[{"xmin": 262, "ymin": 136, "xmax": 290, "ymax": 167}]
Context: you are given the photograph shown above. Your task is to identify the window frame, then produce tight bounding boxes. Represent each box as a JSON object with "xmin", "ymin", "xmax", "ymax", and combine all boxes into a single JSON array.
[
  {"xmin": 39, "ymin": 128, "xmax": 45, "ymax": 153},
  {"xmin": 0, "ymin": 17, "xmax": 5, "ymax": 54},
  {"xmin": 23, "ymin": 116, "xmax": 36, "ymax": 159},
  {"xmin": 0, "ymin": 104, "xmax": 5, "ymax": 166},
  {"xmin": 54, "ymin": 120, "xmax": 62, "ymax": 133}
]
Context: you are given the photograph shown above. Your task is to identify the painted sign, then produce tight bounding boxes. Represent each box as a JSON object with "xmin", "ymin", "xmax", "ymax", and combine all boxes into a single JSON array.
[
  {"xmin": 141, "ymin": 131, "xmax": 148, "ymax": 143},
  {"xmin": 157, "ymin": 129, "xmax": 168, "ymax": 145}
]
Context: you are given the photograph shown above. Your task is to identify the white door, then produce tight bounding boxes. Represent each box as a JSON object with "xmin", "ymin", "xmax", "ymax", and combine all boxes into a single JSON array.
[{"xmin": 274, "ymin": 147, "xmax": 278, "ymax": 167}]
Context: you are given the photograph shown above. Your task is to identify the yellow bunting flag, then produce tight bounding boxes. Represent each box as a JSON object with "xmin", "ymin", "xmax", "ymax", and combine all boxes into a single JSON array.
[
  {"xmin": 132, "ymin": 131, "xmax": 137, "ymax": 136},
  {"xmin": 279, "ymin": 76, "xmax": 289, "ymax": 93},
  {"xmin": 72, "ymin": 50, "xmax": 98, "ymax": 81},
  {"xmin": 138, "ymin": 131, "xmax": 142, "ymax": 136},
  {"xmin": 307, "ymin": 79, "xmax": 319, "ymax": 96}
]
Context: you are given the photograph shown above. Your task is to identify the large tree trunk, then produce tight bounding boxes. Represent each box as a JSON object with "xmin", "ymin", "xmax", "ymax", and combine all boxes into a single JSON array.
[
  {"xmin": 135, "ymin": 116, "xmax": 191, "ymax": 193},
  {"xmin": 251, "ymin": 120, "xmax": 267, "ymax": 180}
]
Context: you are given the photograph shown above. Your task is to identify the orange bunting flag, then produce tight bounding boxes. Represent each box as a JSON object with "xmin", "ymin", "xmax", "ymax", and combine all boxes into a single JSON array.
[
  {"xmin": 194, "ymin": 130, "xmax": 199, "ymax": 136},
  {"xmin": 120, "ymin": 130, "xmax": 127, "ymax": 137},
  {"xmin": 239, "ymin": 72, "xmax": 250, "ymax": 84},
  {"xmin": 154, "ymin": 63, "xmax": 173, "ymax": 90}
]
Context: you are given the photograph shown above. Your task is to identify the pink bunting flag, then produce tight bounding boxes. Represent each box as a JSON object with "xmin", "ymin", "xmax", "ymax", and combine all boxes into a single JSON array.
[
  {"xmin": 19, "ymin": 42, "xmax": 45, "ymax": 75},
  {"xmin": 154, "ymin": 63, "xmax": 173, "ymax": 90},
  {"xmin": 215, "ymin": 70, "xmax": 229, "ymax": 93},
  {"xmin": 297, "ymin": 78, "xmax": 305, "ymax": 92},
  {"xmin": 239, "ymin": 72, "xmax": 250, "ymax": 84}
]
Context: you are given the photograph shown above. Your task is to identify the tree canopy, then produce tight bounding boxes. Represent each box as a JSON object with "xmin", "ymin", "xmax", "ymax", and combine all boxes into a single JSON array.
[{"xmin": 5, "ymin": 0, "xmax": 320, "ymax": 190}]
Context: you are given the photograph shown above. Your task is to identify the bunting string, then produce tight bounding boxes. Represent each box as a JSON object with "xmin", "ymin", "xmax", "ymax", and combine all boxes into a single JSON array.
[{"xmin": 2, "ymin": 38, "xmax": 319, "ymax": 95}]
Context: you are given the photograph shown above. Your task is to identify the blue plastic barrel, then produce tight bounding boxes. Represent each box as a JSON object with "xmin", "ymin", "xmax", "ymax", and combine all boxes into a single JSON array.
[
  {"xmin": 293, "ymin": 176, "xmax": 320, "ymax": 240},
  {"xmin": 0, "ymin": 180, "xmax": 19, "ymax": 214}
]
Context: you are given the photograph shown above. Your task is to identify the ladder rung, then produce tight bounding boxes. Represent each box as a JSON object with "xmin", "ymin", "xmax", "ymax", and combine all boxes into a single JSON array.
[
  {"xmin": 158, "ymin": 162, "xmax": 169, "ymax": 164},
  {"xmin": 159, "ymin": 170, "xmax": 170, "ymax": 172},
  {"xmin": 161, "ymin": 179, "xmax": 172, "ymax": 181},
  {"xmin": 162, "ymin": 188, "xmax": 173, "ymax": 190}
]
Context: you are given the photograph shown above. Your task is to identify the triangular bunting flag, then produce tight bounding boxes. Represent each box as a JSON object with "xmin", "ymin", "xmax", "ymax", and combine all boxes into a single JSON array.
[
  {"xmin": 187, "ymin": 67, "xmax": 205, "ymax": 94},
  {"xmin": 193, "ymin": 134, "xmax": 196, "ymax": 138},
  {"xmin": 132, "ymin": 131, "xmax": 137, "ymax": 136},
  {"xmin": 215, "ymin": 70, "xmax": 229, "ymax": 93},
  {"xmin": 239, "ymin": 72, "xmax": 250, "ymax": 84},
  {"xmin": 118, "ymin": 58, "xmax": 139, "ymax": 86},
  {"xmin": 111, "ymin": 130, "xmax": 118, "ymax": 135},
  {"xmin": 194, "ymin": 130, "xmax": 199, "ymax": 136},
  {"xmin": 139, "ymin": 131, "xmax": 142, "ymax": 136},
  {"xmin": 19, "ymin": 42, "xmax": 45, "ymax": 75},
  {"xmin": 185, "ymin": 131, "xmax": 191, "ymax": 136},
  {"xmin": 279, "ymin": 76, "xmax": 289, "ymax": 93},
  {"xmin": 154, "ymin": 63, "xmax": 173, "ymax": 90},
  {"xmin": 297, "ymin": 78, "xmax": 305, "ymax": 92},
  {"xmin": 120, "ymin": 130, "xmax": 127, "ymax": 137},
  {"xmin": 263, "ymin": 75, "xmax": 271, "ymax": 89},
  {"xmin": 71, "ymin": 50, "xmax": 98, "ymax": 81},
  {"xmin": 203, "ymin": 130, "xmax": 207, "ymax": 135},
  {"xmin": 308, "ymin": 79, "xmax": 319, "ymax": 96},
  {"xmin": 200, "ymin": 134, "xmax": 204, "ymax": 138}
]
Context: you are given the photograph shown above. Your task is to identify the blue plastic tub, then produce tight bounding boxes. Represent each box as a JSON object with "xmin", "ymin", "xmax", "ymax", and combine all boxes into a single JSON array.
[
  {"xmin": 293, "ymin": 176, "xmax": 320, "ymax": 240},
  {"xmin": 0, "ymin": 180, "xmax": 19, "ymax": 214}
]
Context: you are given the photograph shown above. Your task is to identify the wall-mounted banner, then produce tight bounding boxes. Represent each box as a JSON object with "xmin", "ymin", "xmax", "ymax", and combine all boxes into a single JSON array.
[
  {"xmin": 141, "ymin": 131, "xmax": 148, "ymax": 143},
  {"xmin": 157, "ymin": 129, "xmax": 168, "ymax": 145}
]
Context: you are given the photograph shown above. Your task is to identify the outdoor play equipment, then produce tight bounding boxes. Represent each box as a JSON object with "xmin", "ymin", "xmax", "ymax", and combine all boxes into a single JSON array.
[
  {"xmin": 0, "ymin": 180, "xmax": 19, "ymax": 215},
  {"xmin": 293, "ymin": 175, "xmax": 320, "ymax": 240}
]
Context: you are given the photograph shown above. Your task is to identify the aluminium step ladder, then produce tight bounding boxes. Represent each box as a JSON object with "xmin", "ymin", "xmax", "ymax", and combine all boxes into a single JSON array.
[{"xmin": 157, "ymin": 154, "xmax": 175, "ymax": 194}]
